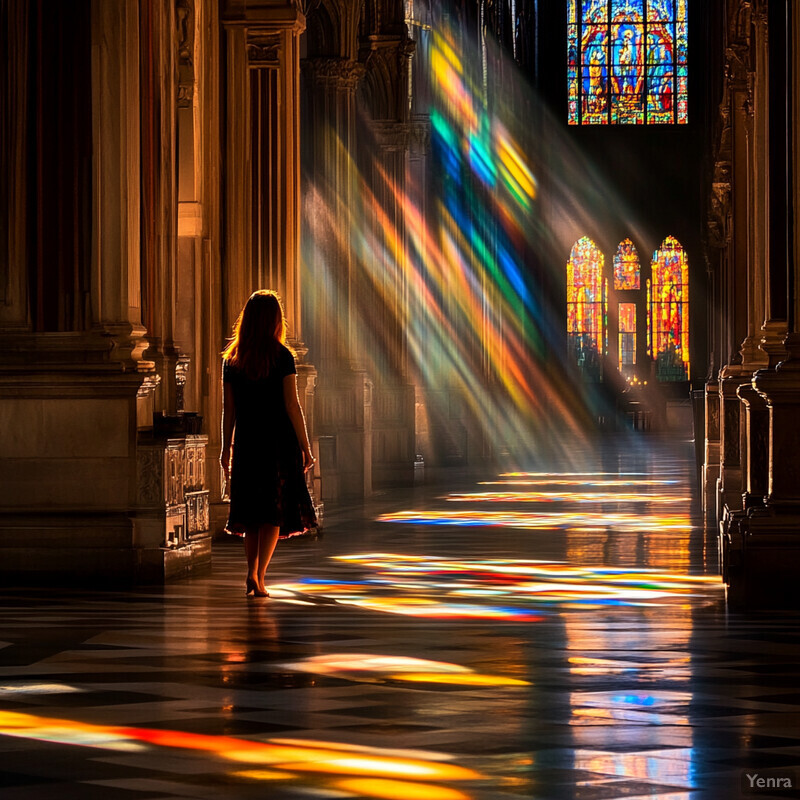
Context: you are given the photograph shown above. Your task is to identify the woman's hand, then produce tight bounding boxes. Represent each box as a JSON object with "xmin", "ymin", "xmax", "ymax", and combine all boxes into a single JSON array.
[
  {"xmin": 220, "ymin": 448, "xmax": 231, "ymax": 475},
  {"xmin": 302, "ymin": 447, "xmax": 316, "ymax": 473}
]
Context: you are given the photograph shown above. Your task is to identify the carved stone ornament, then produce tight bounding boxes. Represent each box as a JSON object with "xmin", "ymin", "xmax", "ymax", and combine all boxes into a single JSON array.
[
  {"xmin": 708, "ymin": 180, "xmax": 731, "ymax": 248},
  {"xmin": 247, "ymin": 34, "xmax": 282, "ymax": 65},
  {"xmin": 177, "ymin": 83, "xmax": 194, "ymax": 108},
  {"xmin": 137, "ymin": 447, "xmax": 164, "ymax": 506},
  {"xmin": 175, "ymin": 355, "xmax": 190, "ymax": 413},
  {"xmin": 137, "ymin": 373, "xmax": 161, "ymax": 399},
  {"xmin": 176, "ymin": 0, "xmax": 194, "ymax": 67},
  {"xmin": 302, "ymin": 57, "xmax": 367, "ymax": 90}
]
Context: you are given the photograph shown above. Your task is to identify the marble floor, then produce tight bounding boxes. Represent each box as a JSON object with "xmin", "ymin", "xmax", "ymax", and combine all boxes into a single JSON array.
[{"xmin": 2, "ymin": 434, "xmax": 800, "ymax": 800}]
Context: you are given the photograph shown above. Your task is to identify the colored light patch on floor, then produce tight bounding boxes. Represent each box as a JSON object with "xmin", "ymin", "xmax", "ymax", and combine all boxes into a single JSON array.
[
  {"xmin": 446, "ymin": 491, "xmax": 689, "ymax": 504},
  {"xmin": 279, "ymin": 653, "xmax": 529, "ymax": 686},
  {"xmin": 0, "ymin": 711, "xmax": 482, "ymax": 797},
  {"xmin": 480, "ymin": 479, "xmax": 681, "ymax": 487},
  {"xmin": 568, "ymin": 654, "xmax": 691, "ymax": 680},
  {"xmin": 269, "ymin": 554, "xmax": 723, "ymax": 618},
  {"xmin": 377, "ymin": 509, "xmax": 693, "ymax": 532}
]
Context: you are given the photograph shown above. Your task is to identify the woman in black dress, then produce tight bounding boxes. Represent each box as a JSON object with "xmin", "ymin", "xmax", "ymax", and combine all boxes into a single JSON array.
[{"xmin": 220, "ymin": 290, "xmax": 317, "ymax": 597}]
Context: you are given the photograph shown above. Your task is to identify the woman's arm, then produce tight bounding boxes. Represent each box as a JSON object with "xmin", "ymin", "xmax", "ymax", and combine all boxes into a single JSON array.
[
  {"xmin": 220, "ymin": 381, "xmax": 236, "ymax": 474},
  {"xmin": 283, "ymin": 373, "xmax": 315, "ymax": 472}
]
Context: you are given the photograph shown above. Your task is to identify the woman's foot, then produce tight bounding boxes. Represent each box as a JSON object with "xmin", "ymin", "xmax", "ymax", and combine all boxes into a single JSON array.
[{"xmin": 246, "ymin": 577, "xmax": 268, "ymax": 597}]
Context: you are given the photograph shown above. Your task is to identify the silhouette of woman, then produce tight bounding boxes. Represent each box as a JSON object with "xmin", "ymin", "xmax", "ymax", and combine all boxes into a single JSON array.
[{"xmin": 220, "ymin": 290, "xmax": 317, "ymax": 597}]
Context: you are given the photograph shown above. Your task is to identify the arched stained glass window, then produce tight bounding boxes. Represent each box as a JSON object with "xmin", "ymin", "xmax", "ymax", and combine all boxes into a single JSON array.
[
  {"xmin": 567, "ymin": 0, "xmax": 688, "ymax": 125},
  {"xmin": 648, "ymin": 235, "xmax": 689, "ymax": 380},
  {"xmin": 614, "ymin": 238, "xmax": 641, "ymax": 289},
  {"xmin": 567, "ymin": 237, "xmax": 606, "ymax": 380}
]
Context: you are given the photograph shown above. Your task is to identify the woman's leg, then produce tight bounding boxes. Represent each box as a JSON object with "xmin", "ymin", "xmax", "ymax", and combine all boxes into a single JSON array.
[
  {"xmin": 244, "ymin": 529, "xmax": 259, "ymax": 583},
  {"xmin": 256, "ymin": 524, "xmax": 280, "ymax": 591}
]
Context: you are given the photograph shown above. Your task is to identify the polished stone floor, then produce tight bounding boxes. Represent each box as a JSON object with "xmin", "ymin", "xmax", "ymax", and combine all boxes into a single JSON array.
[{"xmin": 2, "ymin": 434, "xmax": 800, "ymax": 800}]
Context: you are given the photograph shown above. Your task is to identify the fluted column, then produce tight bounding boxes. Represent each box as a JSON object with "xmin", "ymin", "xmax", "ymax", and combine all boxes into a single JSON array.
[
  {"xmin": 0, "ymin": 0, "xmax": 30, "ymax": 331},
  {"xmin": 222, "ymin": 1, "xmax": 319, "ymax": 508}
]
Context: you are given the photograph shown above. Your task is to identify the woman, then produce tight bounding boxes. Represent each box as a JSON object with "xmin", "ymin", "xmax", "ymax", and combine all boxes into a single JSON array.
[{"xmin": 220, "ymin": 290, "xmax": 317, "ymax": 597}]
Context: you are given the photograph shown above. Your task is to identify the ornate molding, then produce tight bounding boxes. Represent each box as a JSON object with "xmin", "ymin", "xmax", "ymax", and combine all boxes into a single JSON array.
[
  {"xmin": 176, "ymin": 0, "xmax": 194, "ymax": 68},
  {"xmin": 177, "ymin": 83, "xmax": 194, "ymax": 108},
  {"xmin": 175, "ymin": 355, "xmax": 190, "ymax": 412},
  {"xmin": 302, "ymin": 57, "xmax": 366, "ymax": 90},
  {"xmin": 247, "ymin": 33, "xmax": 282, "ymax": 65},
  {"xmin": 138, "ymin": 373, "xmax": 161, "ymax": 399}
]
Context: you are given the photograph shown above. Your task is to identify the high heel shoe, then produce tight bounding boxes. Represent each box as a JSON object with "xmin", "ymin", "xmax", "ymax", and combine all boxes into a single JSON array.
[{"xmin": 246, "ymin": 577, "xmax": 268, "ymax": 597}]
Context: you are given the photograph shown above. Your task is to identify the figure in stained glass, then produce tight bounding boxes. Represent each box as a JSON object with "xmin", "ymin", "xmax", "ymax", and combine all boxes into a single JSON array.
[
  {"xmin": 568, "ymin": 0, "xmax": 686, "ymax": 125},
  {"xmin": 648, "ymin": 236, "xmax": 689, "ymax": 380},
  {"xmin": 614, "ymin": 239, "xmax": 641, "ymax": 290},
  {"xmin": 567, "ymin": 237, "xmax": 606, "ymax": 380}
]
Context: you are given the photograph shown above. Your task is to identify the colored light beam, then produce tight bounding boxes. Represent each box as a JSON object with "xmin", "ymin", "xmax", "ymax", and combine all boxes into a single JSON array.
[{"xmin": 301, "ymin": 12, "xmax": 624, "ymax": 471}]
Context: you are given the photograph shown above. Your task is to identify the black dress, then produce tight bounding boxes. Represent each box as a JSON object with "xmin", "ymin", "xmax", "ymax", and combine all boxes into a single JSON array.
[{"xmin": 223, "ymin": 346, "xmax": 318, "ymax": 538}]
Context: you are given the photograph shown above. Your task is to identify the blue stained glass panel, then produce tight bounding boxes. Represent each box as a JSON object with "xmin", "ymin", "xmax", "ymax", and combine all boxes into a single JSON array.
[
  {"xmin": 568, "ymin": 25, "xmax": 579, "ymax": 67},
  {"xmin": 647, "ymin": 26, "xmax": 674, "ymax": 64},
  {"xmin": 611, "ymin": 0, "xmax": 644, "ymax": 22},
  {"xmin": 676, "ymin": 22, "xmax": 688, "ymax": 63},
  {"xmin": 647, "ymin": 68, "xmax": 674, "ymax": 122},
  {"xmin": 647, "ymin": 0, "xmax": 674, "ymax": 21},
  {"xmin": 569, "ymin": 0, "xmax": 686, "ymax": 125},
  {"xmin": 582, "ymin": 0, "xmax": 607, "ymax": 23},
  {"xmin": 582, "ymin": 26, "xmax": 609, "ymax": 62}
]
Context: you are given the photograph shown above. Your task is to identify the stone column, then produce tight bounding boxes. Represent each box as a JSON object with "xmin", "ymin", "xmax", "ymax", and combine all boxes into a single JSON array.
[
  {"xmin": 222, "ymin": 1, "xmax": 320, "ymax": 511},
  {"xmin": 717, "ymin": 12, "xmax": 764, "ymax": 522},
  {"xmin": 719, "ymin": 0, "xmax": 800, "ymax": 607},
  {"xmin": 140, "ymin": 0, "xmax": 180, "ymax": 414}
]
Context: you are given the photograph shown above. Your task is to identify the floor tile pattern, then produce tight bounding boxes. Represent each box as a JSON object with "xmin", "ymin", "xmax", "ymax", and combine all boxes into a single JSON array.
[{"xmin": 1, "ymin": 436, "xmax": 799, "ymax": 799}]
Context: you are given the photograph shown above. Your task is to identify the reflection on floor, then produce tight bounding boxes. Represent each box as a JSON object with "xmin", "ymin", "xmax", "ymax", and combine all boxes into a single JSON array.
[{"xmin": 2, "ymin": 436, "xmax": 800, "ymax": 799}]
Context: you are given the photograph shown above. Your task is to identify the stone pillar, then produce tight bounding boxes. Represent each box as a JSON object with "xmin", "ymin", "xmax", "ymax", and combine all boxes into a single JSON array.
[
  {"xmin": 0, "ymin": 0, "xmax": 212, "ymax": 585},
  {"xmin": 140, "ymin": 0, "xmax": 180, "ymax": 414},
  {"xmin": 222, "ymin": 1, "xmax": 320, "ymax": 512},
  {"xmin": 703, "ymin": 381, "xmax": 721, "ymax": 528},
  {"xmin": 717, "ymin": 6, "xmax": 767, "ymax": 527},
  {"xmin": 718, "ymin": 0, "xmax": 800, "ymax": 607}
]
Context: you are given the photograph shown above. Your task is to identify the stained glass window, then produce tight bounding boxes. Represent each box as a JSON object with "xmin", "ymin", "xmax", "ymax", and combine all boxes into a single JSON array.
[
  {"xmin": 568, "ymin": 0, "xmax": 688, "ymax": 125},
  {"xmin": 648, "ymin": 235, "xmax": 689, "ymax": 380},
  {"xmin": 618, "ymin": 302, "xmax": 636, "ymax": 375},
  {"xmin": 567, "ymin": 237, "xmax": 606, "ymax": 380},
  {"xmin": 613, "ymin": 238, "xmax": 641, "ymax": 289}
]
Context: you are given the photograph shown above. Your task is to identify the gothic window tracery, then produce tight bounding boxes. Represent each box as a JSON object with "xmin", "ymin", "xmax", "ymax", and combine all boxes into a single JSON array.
[
  {"xmin": 568, "ymin": 0, "xmax": 688, "ymax": 125},
  {"xmin": 567, "ymin": 235, "xmax": 689, "ymax": 382}
]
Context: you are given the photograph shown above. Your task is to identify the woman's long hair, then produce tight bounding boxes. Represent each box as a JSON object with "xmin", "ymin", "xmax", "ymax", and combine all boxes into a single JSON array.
[{"xmin": 222, "ymin": 290, "xmax": 288, "ymax": 379}]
